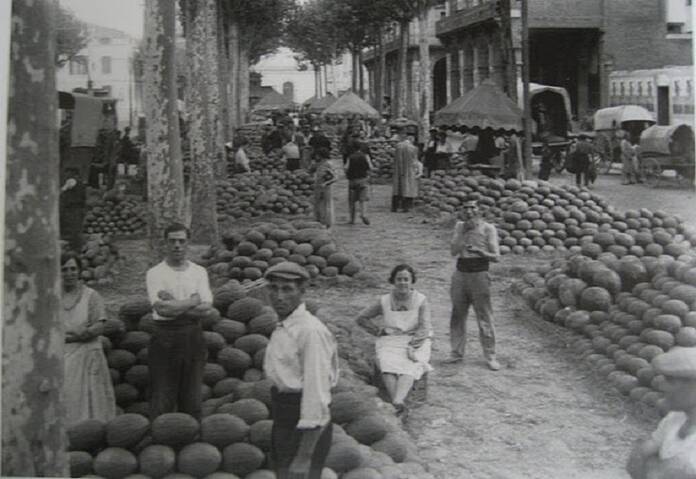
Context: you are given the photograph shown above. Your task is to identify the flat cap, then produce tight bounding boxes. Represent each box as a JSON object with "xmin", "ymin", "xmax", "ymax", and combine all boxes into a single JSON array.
[
  {"xmin": 652, "ymin": 347, "xmax": 696, "ymax": 379},
  {"xmin": 264, "ymin": 261, "xmax": 310, "ymax": 281}
]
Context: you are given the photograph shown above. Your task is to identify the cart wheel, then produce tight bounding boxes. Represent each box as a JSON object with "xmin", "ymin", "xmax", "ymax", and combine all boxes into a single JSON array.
[{"xmin": 643, "ymin": 157, "xmax": 662, "ymax": 188}]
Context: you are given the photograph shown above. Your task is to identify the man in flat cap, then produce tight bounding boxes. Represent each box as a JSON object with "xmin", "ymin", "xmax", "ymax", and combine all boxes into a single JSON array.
[
  {"xmin": 446, "ymin": 199, "xmax": 501, "ymax": 370},
  {"xmin": 627, "ymin": 346, "xmax": 696, "ymax": 479},
  {"xmin": 263, "ymin": 262, "xmax": 339, "ymax": 479}
]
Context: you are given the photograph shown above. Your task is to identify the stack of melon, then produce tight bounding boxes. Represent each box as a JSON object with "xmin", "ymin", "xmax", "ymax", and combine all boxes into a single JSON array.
[
  {"xmin": 216, "ymin": 171, "xmax": 314, "ymax": 221},
  {"xmin": 62, "ymin": 234, "xmax": 122, "ymax": 287},
  {"xmin": 83, "ymin": 196, "xmax": 147, "ymax": 237},
  {"xmin": 202, "ymin": 219, "xmax": 362, "ymax": 285},
  {"xmin": 514, "ymin": 240, "xmax": 696, "ymax": 412},
  {"xmin": 365, "ymin": 139, "xmax": 396, "ymax": 183}
]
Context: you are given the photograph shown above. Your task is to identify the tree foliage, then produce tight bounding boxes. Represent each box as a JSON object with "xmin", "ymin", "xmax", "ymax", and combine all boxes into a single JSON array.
[
  {"xmin": 283, "ymin": 0, "xmax": 338, "ymax": 69},
  {"xmin": 55, "ymin": 4, "xmax": 88, "ymax": 66}
]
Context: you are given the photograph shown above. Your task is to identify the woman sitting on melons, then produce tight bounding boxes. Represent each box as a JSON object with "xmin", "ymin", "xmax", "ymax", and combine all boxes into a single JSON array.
[
  {"xmin": 626, "ymin": 346, "xmax": 696, "ymax": 479},
  {"xmin": 355, "ymin": 264, "xmax": 433, "ymax": 414}
]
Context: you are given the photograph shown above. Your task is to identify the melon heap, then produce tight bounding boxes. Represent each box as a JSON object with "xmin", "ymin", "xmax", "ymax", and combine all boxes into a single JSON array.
[
  {"xmin": 61, "ymin": 234, "xmax": 123, "ymax": 288},
  {"xmin": 416, "ymin": 175, "xmax": 692, "ymax": 255},
  {"xmin": 364, "ymin": 139, "xmax": 396, "ymax": 183},
  {"xmin": 68, "ymin": 284, "xmax": 432, "ymax": 478},
  {"xmin": 201, "ymin": 219, "xmax": 362, "ymax": 285},
  {"xmin": 513, "ymin": 228, "xmax": 696, "ymax": 413},
  {"xmin": 83, "ymin": 195, "xmax": 147, "ymax": 237},
  {"xmin": 215, "ymin": 171, "xmax": 314, "ymax": 221}
]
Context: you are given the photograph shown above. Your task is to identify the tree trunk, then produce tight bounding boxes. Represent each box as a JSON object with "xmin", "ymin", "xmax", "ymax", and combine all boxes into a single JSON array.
[
  {"xmin": 358, "ymin": 50, "xmax": 365, "ymax": 99},
  {"xmin": 239, "ymin": 45, "xmax": 250, "ymax": 124},
  {"xmin": 3, "ymin": 1, "xmax": 68, "ymax": 475},
  {"xmin": 498, "ymin": 0, "xmax": 516, "ymax": 102},
  {"xmin": 397, "ymin": 19, "xmax": 410, "ymax": 118},
  {"xmin": 228, "ymin": 19, "xmax": 240, "ymax": 129},
  {"xmin": 378, "ymin": 28, "xmax": 387, "ymax": 113},
  {"xmin": 204, "ymin": 0, "xmax": 224, "ymax": 179},
  {"xmin": 323, "ymin": 63, "xmax": 329, "ymax": 98},
  {"xmin": 351, "ymin": 50, "xmax": 358, "ymax": 92},
  {"xmin": 144, "ymin": 0, "xmax": 185, "ymax": 253},
  {"xmin": 217, "ymin": 0, "xmax": 230, "ymax": 144},
  {"xmin": 373, "ymin": 31, "xmax": 382, "ymax": 110},
  {"xmin": 184, "ymin": 0, "xmax": 219, "ymax": 245},
  {"xmin": 417, "ymin": 5, "xmax": 431, "ymax": 141},
  {"xmin": 314, "ymin": 65, "xmax": 321, "ymax": 97}
]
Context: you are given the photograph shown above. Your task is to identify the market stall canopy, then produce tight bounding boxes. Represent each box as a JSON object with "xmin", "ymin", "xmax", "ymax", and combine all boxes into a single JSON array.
[
  {"xmin": 517, "ymin": 81, "xmax": 573, "ymax": 124},
  {"xmin": 253, "ymin": 90, "xmax": 295, "ymax": 112},
  {"xmin": 304, "ymin": 93, "xmax": 336, "ymax": 113},
  {"xmin": 639, "ymin": 124, "xmax": 694, "ymax": 156},
  {"xmin": 594, "ymin": 105, "xmax": 655, "ymax": 131},
  {"xmin": 321, "ymin": 91, "xmax": 380, "ymax": 119},
  {"xmin": 434, "ymin": 80, "xmax": 523, "ymax": 132}
]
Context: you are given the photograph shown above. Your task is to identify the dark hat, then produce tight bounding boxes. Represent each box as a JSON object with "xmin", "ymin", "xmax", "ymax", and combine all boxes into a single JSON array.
[
  {"xmin": 264, "ymin": 261, "xmax": 310, "ymax": 282},
  {"xmin": 652, "ymin": 347, "xmax": 696, "ymax": 379}
]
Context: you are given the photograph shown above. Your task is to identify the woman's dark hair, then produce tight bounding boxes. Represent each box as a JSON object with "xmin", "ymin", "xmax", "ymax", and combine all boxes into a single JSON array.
[
  {"xmin": 60, "ymin": 252, "xmax": 83, "ymax": 273},
  {"xmin": 389, "ymin": 264, "xmax": 416, "ymax": 284}
]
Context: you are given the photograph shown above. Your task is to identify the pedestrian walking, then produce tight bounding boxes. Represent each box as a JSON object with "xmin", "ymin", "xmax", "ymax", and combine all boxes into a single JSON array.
[
  {"xmin": 311, "ymin": 147, "xmax": 337, "ymax": 228},
  {"xmin": 308, "ymin": 126, "xmax": 331, "ymax": 158},
  {"xmin": 61, "ymin": 252, "xmax": 116, "ymax": 426},
  {"xmin": 345, "ymin": 142, "xmax": 372, "ymax": 225},
  {"xmin": 573, "ymin": 134, "xmax": 594, "ymax": 188},
  {"xmin": 445, "ymin": 200, "xmax": 501, "ymax": 371},
  {"xmin": 146, "ymin": 222, "xmax": 216, "ymax": 420},
  {"xmin": 282, "ymin": 137, "xmax": 302, "ymax": 171},
  {"xmin": 263, "ymin": 262, "xmax": 339, "ymax": 479},
  {"xmin": 392, "ymin": 127, "xmax": 420, "ymax": 213},
  {"xmin": 423, "ymin": 128, "xmax": 438, "ymax": 178},
  {"xmin": 356, "ymin": 264, "xmax": 433, "ymax": 414},
  {"xmin": 538, "ymin": 139, "xmax": 554, "ymax": 181},
  {"xmin": 626, "ymin": 346, "xmax": 696, "ymax": 479},
  {"xmin": 620, "ymin": 130, "xmax": 639, "ymax": 185}
]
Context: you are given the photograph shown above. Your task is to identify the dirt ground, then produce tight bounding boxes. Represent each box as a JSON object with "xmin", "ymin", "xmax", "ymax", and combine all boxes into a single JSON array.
[{"xmin": 100, "ymin": 165, "xmax": 696, "ymax": 479}]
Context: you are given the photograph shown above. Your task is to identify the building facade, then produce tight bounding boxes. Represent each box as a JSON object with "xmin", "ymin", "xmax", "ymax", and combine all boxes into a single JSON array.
[
  {"xmin": 435, "ymin": 0, "xmax": 693, "ymax": 122},
  {"xmin": 56, "ymin": 24, "xmax": 140, "ymax": 130}
]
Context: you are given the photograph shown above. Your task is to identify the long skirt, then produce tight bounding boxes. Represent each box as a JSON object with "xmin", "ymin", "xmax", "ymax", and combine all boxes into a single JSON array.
[
  {"xmin": 270, "ymin": 388, "xmax": 333, "ymax": 479},
  {"xmin": 64, "ymin": 341, "xmax": 116, "ymax": 426},
  {"xmin": 376, "ymin": 335, "xmax": 432, "ymax": 380},
  {"xmin": 313, "ymin": 185, "xmax": 334, "ymax": 227}
]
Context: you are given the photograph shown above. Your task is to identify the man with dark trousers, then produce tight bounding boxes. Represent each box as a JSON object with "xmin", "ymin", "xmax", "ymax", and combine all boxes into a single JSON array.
[
  {"xmin": 263, "ymin": 262, "xmax": 339, "ymax": 479},
  {"xmin": 146, "ymin": 222, "xmax": 216, "ymax": 419}
]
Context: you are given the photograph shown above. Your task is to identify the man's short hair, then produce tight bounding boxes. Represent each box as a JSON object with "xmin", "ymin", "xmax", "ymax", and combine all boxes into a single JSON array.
[{"xmin": 163, "ymin": 222, "xmax": 190, "ymax": 240}]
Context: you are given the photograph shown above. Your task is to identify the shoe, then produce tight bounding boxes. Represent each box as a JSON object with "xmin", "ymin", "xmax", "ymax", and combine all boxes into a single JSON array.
[
  {"xmin": 442, "ymin": 354, "xmax": 464, "ymax": 364},
  {"xmin": 486, "ymin": 356, "xmax": 501, "ymax": 371},
  {"xmin": 361, "ymin": 216, "xmax": 370, "ymax": 225}
]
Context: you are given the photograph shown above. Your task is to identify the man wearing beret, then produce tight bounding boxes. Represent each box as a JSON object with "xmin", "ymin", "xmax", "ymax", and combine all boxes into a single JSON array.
[
  {"xmin": 446, "ymin": 200, "xmax": 501, "ymax": 370},
  {"xmin": 263, "ymin": 262, "xmax": 339, "ymax": 479},
  {"xmin": 627, "ymin": 346, "xmax": 696, "ymax": 479}
]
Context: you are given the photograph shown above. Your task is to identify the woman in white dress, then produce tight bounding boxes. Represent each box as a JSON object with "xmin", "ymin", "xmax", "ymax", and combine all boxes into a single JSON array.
[
  {"xmin": 626, "ymin": 346, "xmax": 696, "ymax": 479},
  {"xmin": 356, "ymin": 264, "xmax": 433, "ymax": 413},
  {"xmin": 61, "ymin": 253, "xmax": 116, "ymax": 425}
]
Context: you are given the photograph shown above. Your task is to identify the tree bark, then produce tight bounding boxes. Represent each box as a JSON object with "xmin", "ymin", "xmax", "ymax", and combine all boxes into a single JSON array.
[
  {"xmin": 397, "ymin": 19, "xmax": 410, "ymax": 118},
  {"xmin": 184, "ymin": 0, "xmax": 219, "ymax": 245},
  {"xmin": 144, "ymin": 0, "xmax": 185, "ymax": 254},
  {"xmin": 239, "ymin": 44, "xmax": 250, "ymax": 124},
  {"xmin": 314, "ymin": 65, "xmax": 321, "ymax": 97},
  {"xmin": 3, "ymin": 1, "xmax": 68, "ymax": 475},
  {"xmin": 417, "ymin": 5, "xmax": 431, "ymax": 141},
  {"xmin": 351, "ymin": 50, "xmax": 358, "ymax": 92},
  {"xmin": 378, "ymin": 28, "xmax": 387, "ymax": 113},
  {"xmin": 228, "ymin": 19, "xmax": 240, "ymax": 130},
  {"xmin": 217, "ymin": 0, "xmax": 230, "ymax": 144},
  {"xmin": 358, "ymin": 50, "xmax": 365, "ymax": 99},
  {"xmin": 205, "ymin": 0, "xmax": 224, "ymax": 179}
]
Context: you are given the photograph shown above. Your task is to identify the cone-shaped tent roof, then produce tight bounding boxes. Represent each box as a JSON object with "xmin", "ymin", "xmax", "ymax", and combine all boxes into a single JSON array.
[
  {"xmin": 253, "ymin": 90, "xmax": 295, "ymax": 112},
  {"xmin": 434, "ymin": 80, "xmax": 523, "ymax": 132},
  {"xmin": 303, "ymin": 93, "xmax": 336, "ymax": 113},
  {"xmin": 321, "ymin": 91, "xmax": 380, "ymax": 119}
]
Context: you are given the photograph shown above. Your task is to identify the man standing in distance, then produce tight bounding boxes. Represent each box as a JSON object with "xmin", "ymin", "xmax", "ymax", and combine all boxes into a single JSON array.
[
  {"xmin": 263, "ymin": 262, "xmax": 339, "ymax": 479},
  {"xmin": 391, "ymin": 127, "xmax": 420, "ymax": 213},
  {"xmin": 446, "ymin": 200, "xmax": 501, "ymax": 370},
  {"xmin": 146, "ymin": 223, "xmax": 216, "ymax": 419}
]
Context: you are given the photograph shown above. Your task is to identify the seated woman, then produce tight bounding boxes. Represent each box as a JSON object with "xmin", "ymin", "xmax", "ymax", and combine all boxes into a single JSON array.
[
  {"xmin": 626, "ymin": 346, "xmax": 696, "ymax": 479},
  {"xmin": 356, "ymin": 264, "xmax": 433, "ymax": 413},
  {"xmin": 61, "ymin": 252, "xmax": 116, "ymax": 425}
]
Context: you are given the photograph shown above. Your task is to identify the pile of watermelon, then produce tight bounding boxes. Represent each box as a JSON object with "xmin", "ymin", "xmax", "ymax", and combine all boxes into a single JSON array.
[
  {"xmin": 513, "ymin": 223, "xmax": 696, "ymax": 413},
  {"xmin": 365, "ymin": 139, "xmax": 396, "ymax": 183},
  {"xmin": 83, "ymin": 190, "xmax": 147, "ymax": 237},
  {"xmin": 62, "ymin": 234, "xmax": 123, "ymax": 288},
  {"xmin": 216, "ymin": 171, "xmax": 314, "ymax": 221},
  {"xmin": 202, "ymin": 219, "xmax": 363, "ymax": 286},
  {"xmin": 68, "ymin": 282, "xmax": 430, "ymax": 478}
]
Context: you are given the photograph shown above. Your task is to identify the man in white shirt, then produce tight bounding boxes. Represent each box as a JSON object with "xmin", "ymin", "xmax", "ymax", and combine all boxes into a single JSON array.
[
  {"xmin": 263, "ymin": 262, "xmax": 339, "ymax": 479},
  {"xmin": 146, "ymin": 222, "xmax": 216, "ymax": 419}
]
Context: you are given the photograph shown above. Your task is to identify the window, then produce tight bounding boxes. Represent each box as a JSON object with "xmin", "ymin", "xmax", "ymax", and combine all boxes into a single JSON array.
[
  {"xmin": 620, "ymin": 82, "xmax": 625, "ymax": 96},
  {"xmin": 637, "ymin": 82, "xmax": 643, "ymax": 96},
  {"xmin": 101, "ymin": 56, "xmax": 112, "ymax": 74},
  {"xmin": 69, "ymin": 56, "xmax": 87, "ymax": 75},
  {"xmin": 675, "ymin": 80, "xmax": 681, "ymax": 96},
  {"xmin": 687, "ymin": 80, "xmax": 692, "ymax": 96},
  {"xmin": 611, "ymin": 82, "xmax": 617, "ymax": 96},
  {"xmin": 628, "ymin": 82, "xmax": 633, "ymax": 96},
  {"xmin": 647, "ymin": 81, "xmax": 653, "ymax": 96}
]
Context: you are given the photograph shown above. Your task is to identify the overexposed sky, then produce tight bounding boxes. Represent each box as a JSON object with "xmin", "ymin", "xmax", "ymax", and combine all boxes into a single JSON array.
[{"xmin": 59, "ymin": 0, "xmax": 145, "ymax": 39}]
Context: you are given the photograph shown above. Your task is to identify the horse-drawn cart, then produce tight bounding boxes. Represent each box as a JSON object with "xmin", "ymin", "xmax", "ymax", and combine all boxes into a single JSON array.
[{"xmin": 639, "ymin": 124, "xmax": 695, "ymax": 188}]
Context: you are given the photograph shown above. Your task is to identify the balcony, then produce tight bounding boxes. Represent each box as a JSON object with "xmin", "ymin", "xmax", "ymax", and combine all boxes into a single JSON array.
[{"xmin": 436, "ymin": 1, "xmax": 498, "ymax": 37}]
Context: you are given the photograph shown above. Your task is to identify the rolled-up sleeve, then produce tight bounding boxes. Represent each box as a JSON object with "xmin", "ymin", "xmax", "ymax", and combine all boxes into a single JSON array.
[{"xmin": 296, "ymin": 328, "xmax": 335, "ymax": 429}]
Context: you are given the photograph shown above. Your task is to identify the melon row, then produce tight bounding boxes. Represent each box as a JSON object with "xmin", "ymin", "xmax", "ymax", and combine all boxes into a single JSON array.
[
  {"xmin": 83, "ymin": 195, "xmax": 146, "ymax": 237},
  {"xmin": 62, "ymin": 234, "xmax": 123, "ymax": 288},
  {"xmin": 201, "ymin": 219, "xmax": 363, "ymax": 285},
  {"xmin": 513, "ymin": 242, "xmax": 696, "ymax": 413}
]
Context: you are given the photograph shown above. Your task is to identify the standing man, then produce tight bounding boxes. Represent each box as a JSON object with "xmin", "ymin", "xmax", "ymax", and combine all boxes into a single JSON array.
[
  {"xmin": 392, "ymin": 127, "xmax": 420, "ymax": 213},
  {"xmin": 309, "ymin": 126, "xmax": 331, "ymax": 158},
  {"xmin": 263, "ymin": 262, "xmax": 339, "ymax": 479},
  {"xmin": 446, "ymin": 200, "xmax": 501, "ymax": 371},
  {"xmin": 60, "ymin": 167, "xmax": 87, "ymax": 252},
  {"xmin": 146, "ymin": 223, "xmax": 216, "ymax": 419},
  {"xmin": 282, "ymin": 136, "xmax": 302, "ymax": 171}
]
